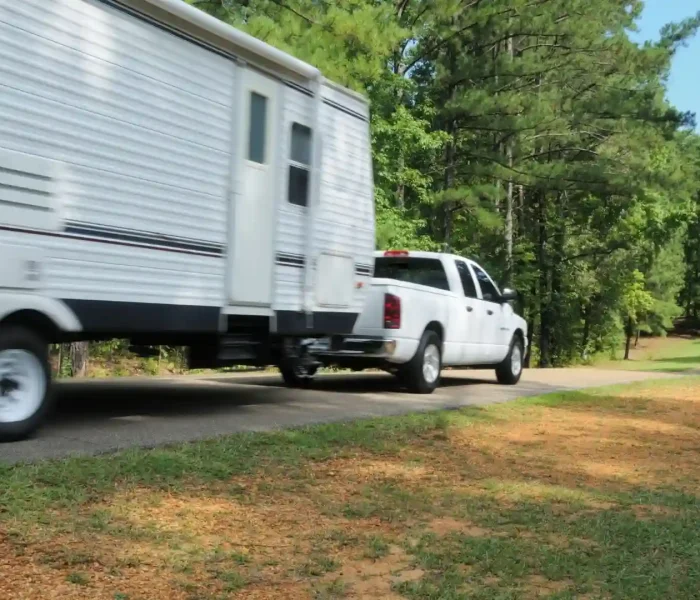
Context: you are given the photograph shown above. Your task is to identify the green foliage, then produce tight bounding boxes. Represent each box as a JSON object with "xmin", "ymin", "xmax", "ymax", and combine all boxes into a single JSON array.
[
  {"xmin": 622, "ymin": 270, "xmax": 654, "ymax": 327},
  {"xmin": 75, "ymin": 0, "xmax": 700, "ymax": 374}
]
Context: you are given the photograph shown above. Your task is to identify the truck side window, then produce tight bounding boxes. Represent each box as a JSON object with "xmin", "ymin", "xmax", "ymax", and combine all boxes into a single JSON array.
[
  {"xmin": 288, "ymin": 122, "xmax": 312, "ymax": 206},
  {"xmin": 471, "ymin": 264, "xmax": 500, "ymax": 302},
  {"xmin": 248, "ymin": 92, "xmax": 267, "ymax": 164},
  {"xmin": 455, "ymin": 260, "xmax": 478, "ymax": 298}
]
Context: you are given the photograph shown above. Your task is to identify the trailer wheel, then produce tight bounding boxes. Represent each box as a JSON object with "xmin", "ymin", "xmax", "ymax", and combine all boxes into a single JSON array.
[
  {"xmin": 495, "ymin": 336, "xmax": 524, "ymax": 385},
  {"xmin": 399, "ymin": 330, "xmax": 442, "ymax": 394},
  {"xmin": 0, "ymin": 327, "xmax": 52, "ymax": 443},
  {"xmin": 279, "ymin": 361, "xmax": 318, "ymax": 388}
]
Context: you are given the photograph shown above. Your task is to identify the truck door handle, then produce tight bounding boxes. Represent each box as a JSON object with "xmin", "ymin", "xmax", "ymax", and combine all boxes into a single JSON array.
[
  {"xmin": 487, "ymin": 309, "xmax": 494, "ymax": 316},
  {"xmin": 466, "ymin": 306, "xmax": 473, "ymax": 312}
]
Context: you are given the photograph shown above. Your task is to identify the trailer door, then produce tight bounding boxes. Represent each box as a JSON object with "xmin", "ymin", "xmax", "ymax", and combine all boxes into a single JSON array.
[{"xmin": 228, "ymin": 69, "xmax": 280, "ymax": 307}]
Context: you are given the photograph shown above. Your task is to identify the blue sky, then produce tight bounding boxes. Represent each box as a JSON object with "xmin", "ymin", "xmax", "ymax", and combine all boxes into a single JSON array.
[{"xmin": 632, "ymin": 0, "xmax": 700, "ymax": 127}]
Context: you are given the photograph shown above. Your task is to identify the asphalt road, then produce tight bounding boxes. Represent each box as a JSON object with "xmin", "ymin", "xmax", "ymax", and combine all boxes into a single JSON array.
[{"xmin": 0, "ymin": 368, "xmax": 680, "ymax": 464}]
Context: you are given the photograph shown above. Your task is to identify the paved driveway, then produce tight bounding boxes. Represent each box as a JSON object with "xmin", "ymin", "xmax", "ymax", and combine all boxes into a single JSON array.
[{"xmin": 0, "ymin": 368, "xmax": 680, "ymax": 464}]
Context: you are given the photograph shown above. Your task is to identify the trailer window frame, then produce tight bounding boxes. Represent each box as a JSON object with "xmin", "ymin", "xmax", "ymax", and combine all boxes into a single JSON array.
[{"xmin": 288, "ymin": 122, "xmax": 312, "ymax": 207}]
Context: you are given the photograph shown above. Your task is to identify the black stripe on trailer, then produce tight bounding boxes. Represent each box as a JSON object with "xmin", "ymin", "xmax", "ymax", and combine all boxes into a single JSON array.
[
  {"xmin": 64, "ymin": 221, "xmax": 225, "ymax": 256},
  {"xmin": 0, "ymin": 224, "xmax": 223, "ymax": 258},
  {"xmin": 284, "ymin": 81, "xmax": 369, "ymax": 123},
  {"xmin": 355, "ymin": 264, "xmax": 373, "ymax": 277},
  {"xmin": 275, "ymin": 253, "xmax": 305, "ymax": 268}
]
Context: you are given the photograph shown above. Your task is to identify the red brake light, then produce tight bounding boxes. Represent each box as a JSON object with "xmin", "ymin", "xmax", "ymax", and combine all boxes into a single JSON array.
[
  {"xmin": 383, "ymin": 250, "xmax": 409, "ymax": 257},
  {"xmin": 384, "ymin": 293, "xmax": 401, "ymax": 329}
]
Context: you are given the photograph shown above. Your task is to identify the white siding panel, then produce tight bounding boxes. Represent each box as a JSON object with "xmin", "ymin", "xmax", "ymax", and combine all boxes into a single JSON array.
[
  {"xmin": 0, "ymin": 22, "xmax": 231, "ymax": 150},
  {"xmin": 0, "ymin": 0, "xmax": 233, "ymax": 106},
  {"xmin": 0, "ymin": 230, "xmax": 224, "ymax": 307},
  {"xmin": 0, "ymin": 0, "xmax": 233, "ymax": 307},
  {"xmin": 314, "ymin": 92, "xmax": 374, "ymax": 314},
  {"xmin": 274, "ymin": 84, "xmax": 374, "ymax": 314}
]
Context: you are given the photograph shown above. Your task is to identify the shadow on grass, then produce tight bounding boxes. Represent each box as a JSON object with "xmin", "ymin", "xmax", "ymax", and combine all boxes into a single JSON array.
[{"xmin": 653, "ymin": 356, "xmax": 700, "ymax": 365}]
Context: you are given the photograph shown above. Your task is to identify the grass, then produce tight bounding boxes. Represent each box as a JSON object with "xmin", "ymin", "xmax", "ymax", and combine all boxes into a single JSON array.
[
  {"xmin": 598, "ymin": 335, "xmax": 700, "ymax": 373},
  {"xmin": 1, "ymin": 377, "xmax": 699, "ymax": 599}
]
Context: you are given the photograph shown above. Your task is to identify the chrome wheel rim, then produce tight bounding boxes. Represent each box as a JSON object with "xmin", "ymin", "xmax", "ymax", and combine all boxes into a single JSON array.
[
  {"xmin": 511, "ymin": 344, "xmax": 523, "ymax": 377},
  {"xmin": 0, "ymin": 350, "xmax": 45, "ymax": 423},
  {"xmin": 422, "ymin": 344, "xmax": 441, "ymax": 384}
]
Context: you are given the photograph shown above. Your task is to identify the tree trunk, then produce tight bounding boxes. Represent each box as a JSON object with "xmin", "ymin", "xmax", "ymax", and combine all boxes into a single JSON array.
[
  {"xmin": 441, "ymin": 45, "xmax": 457, "ymax": 252},
  {"xmin": 624, "ymin": 318, "xmax": 633, "ymax": 360},
  {"xmin": 505, "ymin": 142, "xmax": 514, "ymax": 286},
  {"xmin": 581, "ymin": 304, "xmax": 590, "ymax": 360},
  {"xmin": 396, "ymin": 154, "xmax": 405, "ymax": 209},
  {"xmin": 634, "ymin": 328, "xmax": 640, "ymax": 348},
  {"xmin": 70, "ymin": 342, "xmax": 89, "ymax": 378},
  {"xmin": 524, "ymin": 279, "xmax": 537, "ymax": 369},
  {"xmin": 537, "ymin": 194, "xmax": 551, "ymax": 368}
]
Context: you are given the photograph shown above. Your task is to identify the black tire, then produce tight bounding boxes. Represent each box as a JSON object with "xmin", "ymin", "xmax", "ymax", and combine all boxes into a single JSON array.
[
  {"xmin": 279, "ymin": 361, "xmax": 318, "ymax": 388},
  {"xmin": 0, "ymin": 326, "xmax": 52, "ymax": 443},
  {"xmin": 496, "ymin": 336, "xmax": 524, "ymax": 385},
  {"xmin": 399, "ymin": 330, "xmax": 442, "ymax": 394}
]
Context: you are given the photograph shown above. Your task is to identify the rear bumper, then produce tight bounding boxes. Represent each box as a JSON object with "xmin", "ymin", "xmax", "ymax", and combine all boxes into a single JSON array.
[
  {"xmin": 314, "ymin": 335, "xmax": 396, "ymax": 358},
  {"xmin": 313, "ymin": 335, "xmax": 417, "ymax": 365}
]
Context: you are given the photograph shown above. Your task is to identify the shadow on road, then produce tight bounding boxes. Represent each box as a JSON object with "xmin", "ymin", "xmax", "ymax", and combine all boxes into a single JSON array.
[{"xmin": 51, "ymin": 372, "xmax": 497, "ymax": 424}]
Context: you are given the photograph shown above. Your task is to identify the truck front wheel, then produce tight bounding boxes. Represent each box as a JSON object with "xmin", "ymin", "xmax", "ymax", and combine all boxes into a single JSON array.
[
  {"xmin": 496, "ymin": 336, "xmax": 524, "ymax": 385},
  {"xmin": 0, "ymin": 327, "xmax": 53, "ymax": 443},
  {"xmin": 399, "ymin": 330, "xmax": 442, "ymax": 394}
]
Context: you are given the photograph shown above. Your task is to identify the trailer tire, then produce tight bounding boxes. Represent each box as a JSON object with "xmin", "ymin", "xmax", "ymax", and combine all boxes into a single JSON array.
[
  {"xmin": 399, "ymin": 330, "xmax": 442, "ymax": 394},
  {"xmin": 496, "ymin": 335, "xmax": 524, "ymax": 385},
  {"xmin": 279, "ymin": 362, "xmax": 318, "ymax": 388},
  {"xmin": 0, "ymin": 327, "xmax": 52, "ymax": 443}
]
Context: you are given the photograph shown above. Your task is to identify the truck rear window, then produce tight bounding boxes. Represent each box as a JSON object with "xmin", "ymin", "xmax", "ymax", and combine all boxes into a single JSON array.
[{"xmin": 373, "ymin": 257, "xmax": 450, "ymax": 291}]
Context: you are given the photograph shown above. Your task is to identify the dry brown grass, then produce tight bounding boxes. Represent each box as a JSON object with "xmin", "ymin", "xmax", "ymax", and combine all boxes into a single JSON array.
[{"xmin": 1, "ymin": 379, "xmax": 699, "ymax": 599}]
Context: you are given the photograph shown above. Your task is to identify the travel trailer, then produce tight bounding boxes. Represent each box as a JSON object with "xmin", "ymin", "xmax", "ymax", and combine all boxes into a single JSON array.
[{"xmin": 0, "ymin": 0, "xmax": 375, "ymax": 441}]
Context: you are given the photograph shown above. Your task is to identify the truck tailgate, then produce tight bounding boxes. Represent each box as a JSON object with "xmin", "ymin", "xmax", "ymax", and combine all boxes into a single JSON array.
[{"xmin": 353, "ymin": 278, "xmax": 431, "ymax": 336}]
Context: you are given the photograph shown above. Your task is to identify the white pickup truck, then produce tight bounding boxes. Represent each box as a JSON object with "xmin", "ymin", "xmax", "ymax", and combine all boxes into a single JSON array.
[{"xmin": 311, "ymin": 250, "xmax": 528, "ymax": 393}]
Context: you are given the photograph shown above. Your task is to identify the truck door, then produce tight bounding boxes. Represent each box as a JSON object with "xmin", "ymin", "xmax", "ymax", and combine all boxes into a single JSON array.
[
  {"xmin": 470, "ymin": 263, "xmax": 509, "ymax": 362},
  {"xmin": 454, "ymin": 260, "xmax": 483, "ymax": 364}
]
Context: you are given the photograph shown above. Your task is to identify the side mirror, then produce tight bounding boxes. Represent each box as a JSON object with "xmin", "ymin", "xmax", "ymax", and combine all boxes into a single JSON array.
[{"xmin": 500, "ymin": 288, "xmax": 517, "ymax": 302}]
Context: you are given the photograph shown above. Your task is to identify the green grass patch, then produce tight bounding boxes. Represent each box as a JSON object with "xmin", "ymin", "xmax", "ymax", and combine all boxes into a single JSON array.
[
  {"xmin": 365, "ymin": 535, "xmax": 391, "ymax": 560},
  {"xmin": 1, "ymin": 377, "xmax": 699, "ymax": 599},
  {"xmin": 598, "ymin": 337, "xmax": 700, "ymax": 373}
]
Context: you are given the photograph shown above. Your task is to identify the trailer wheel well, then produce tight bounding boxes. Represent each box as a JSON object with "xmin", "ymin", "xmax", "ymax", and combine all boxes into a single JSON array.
[{"xmin": 0, "ymin": 310, "xmax": 60, "ymax": 343}]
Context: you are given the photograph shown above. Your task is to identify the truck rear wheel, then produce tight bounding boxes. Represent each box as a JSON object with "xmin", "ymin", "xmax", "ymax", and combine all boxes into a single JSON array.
[
  {"xmin": 496, "ymin": 336, "xmax": 524, "ymax": 385},
  {"xmin": 399, "ymin": 330, "xmax": 442, "ymax": 394},
  {"xmin": 0, "ymin": 327, "xmax": 52, "ymax": 443}
]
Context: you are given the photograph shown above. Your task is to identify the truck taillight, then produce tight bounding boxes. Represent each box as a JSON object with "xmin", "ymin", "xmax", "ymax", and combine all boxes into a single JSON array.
[{"xmin": 384, "ymin": 293, "xmax": 401, "ymax": 329}]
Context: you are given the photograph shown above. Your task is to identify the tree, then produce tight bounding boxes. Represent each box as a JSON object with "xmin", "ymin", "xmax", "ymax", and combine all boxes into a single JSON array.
[{"xmin": 621, "ymin": 270, "xmax": 654, "ymax": 360}]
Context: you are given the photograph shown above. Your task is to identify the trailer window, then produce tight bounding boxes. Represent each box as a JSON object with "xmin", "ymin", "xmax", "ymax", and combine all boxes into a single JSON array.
[
  {"xmin": 374, "ymin": 257, "xmax": 450, "ymax": 291},
  {"xmin": 248, "ymin": 92, "xmax": 267, "ymax": 164},
  {"xmin": 288, "ymin": 122, "xmax": 312, "ymax": 207}
]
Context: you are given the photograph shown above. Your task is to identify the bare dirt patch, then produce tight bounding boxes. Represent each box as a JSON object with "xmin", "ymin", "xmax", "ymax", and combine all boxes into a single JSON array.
[
  {"xmin": 428, "ymin": 517, "xmax": 491, "ymax": 537},
  {"xmin": 1, "ymin": 379, "xmax": 698, "ymax": 599},
  {"xmin": 320, "ymin": 545, "xmax": 423, "ymax": 599}
]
